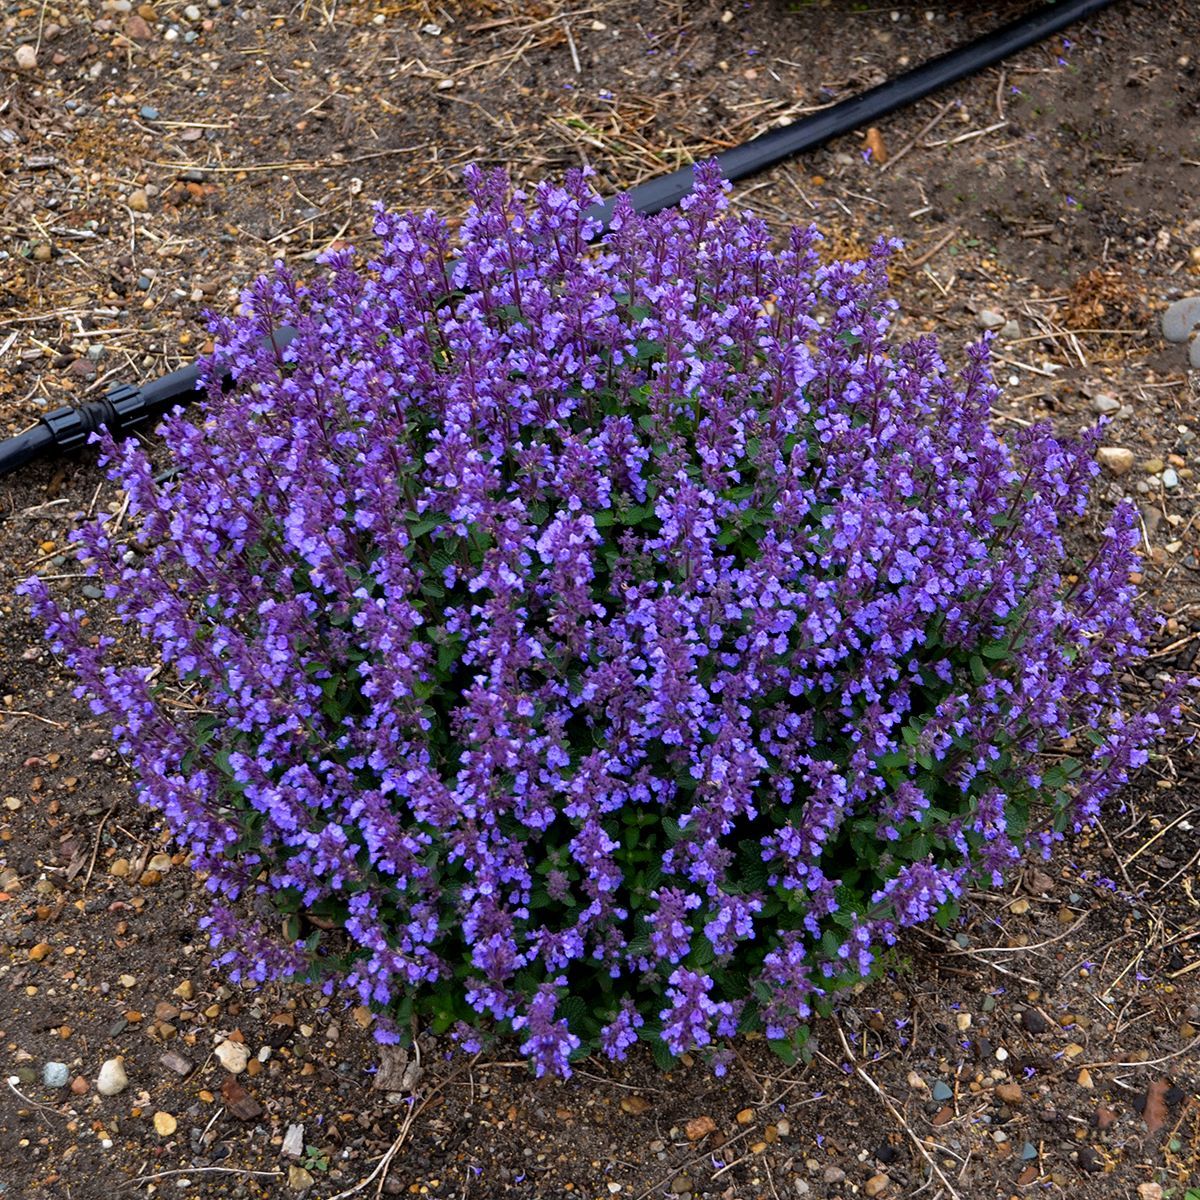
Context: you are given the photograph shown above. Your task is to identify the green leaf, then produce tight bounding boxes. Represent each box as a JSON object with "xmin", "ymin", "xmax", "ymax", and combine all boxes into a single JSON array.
[
  {"xmin": 409, "ymin": 513, "xmax": 447, "ymax": 538},
  {"xmin": 650, "ymin": 1036, "xmax": 678, "ymax": 1073},
  {"xmin": 767, "ymin": 1037, "xmax": 798, "ymax": 1066}
]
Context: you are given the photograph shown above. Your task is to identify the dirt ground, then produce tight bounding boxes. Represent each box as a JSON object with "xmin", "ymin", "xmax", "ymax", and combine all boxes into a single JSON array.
[{"xmin": 2, "ymin": 1, "xmax": 1200, "ymax": 1198}]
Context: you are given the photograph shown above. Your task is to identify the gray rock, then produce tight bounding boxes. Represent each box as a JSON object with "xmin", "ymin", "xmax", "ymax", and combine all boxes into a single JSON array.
[
  {"xmin": 1090, "ymin": 393, "xmax": 1120, "ymax": 415},
  {"xmin": 976, "ymin": 309, "xmax": 1005, "ymax": 332},
  {"xmin": 160, "ymin": 1050, "xmax": 194, "ymax": 1077},
  {"xmin": 42, "ymin": 1061, "xmax": 69, "ymax": 1088},
  {"xmin": 931, "ymin": 1080, "xmax": 954, "ymax": 1102},
  {"xmin": 1190, "ymin": 337, "xmax": 1200, "ymax": 370},
  {"xmin": 999, "ymin": 319, "xmax": 1021, "ymax": 340},
  {"xmin": 822, "ymin": 1166, "xmax": 845, "ymax": 1184},
  {"xmin": 1163, "ymin": 467, "xmax": 1180, "ymax": 489},
  {"xmin": 1162, "ymin": 296, "xmax": 1200, "ymax": 343},
  {"xmin": 139, "ymin": 105, "xmax": 160, "ymax": 121}
]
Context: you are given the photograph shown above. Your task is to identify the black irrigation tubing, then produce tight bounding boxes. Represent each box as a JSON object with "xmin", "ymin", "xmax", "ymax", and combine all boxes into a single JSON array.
[{"xmin": 0, "ymin": 0, "xmax": 1120, "ymax": 480}]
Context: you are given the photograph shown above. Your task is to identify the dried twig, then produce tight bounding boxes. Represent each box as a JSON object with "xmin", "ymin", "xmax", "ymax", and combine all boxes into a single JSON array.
[
  {"xmin": 80, "ymin": 802, "xmax": 118, "ymax": 893},
  {"xmin": 127, "ymin": 1165, "xmax": 284, "ymax": 1186}
]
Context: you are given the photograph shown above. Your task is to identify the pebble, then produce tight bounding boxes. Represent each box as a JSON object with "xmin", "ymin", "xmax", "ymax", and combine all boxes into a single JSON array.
[
  {"xmin": 1000, "ymin": 319, "xmax": 1021, "ymax": 340},
  {"xmin": 1190, "ymin": 338, "xmax": 1200, "ymax": 370},
  {"xmin": 288, "ymin": 1165, "xmax": 314, "ymax": 1191},
  {"xmin": 1163, "ymin": 467, "xmax": 1180, "ymax": 489},
  {"xmin": 995, "ymin": 1082, "xmax": 1023, "ymax": 1105},
  {"xmin": 1021, "ymin": 1009, "xmax": 1049, "ymax": 1034},
  {"xmin": 140, "ymin": 105, "xmax": 160, "ymax": 121},
  {"xmin": 976, "ymin": 309, "xmax": 1005, "ymax": 331},
  {"xmin": 214, "ymin": 1039, "xmax": 250, "ymax": 1074},
  {"xmin": 1091, "ymin": 393, "xmax": 1120, "ymax": 415},
  {"xmin": 1162, "ymin": 295, "xmax": 1200, "ymax": 343},
  {"xmin": 184, "ymin": 2, "xmax": 201, "ymax": 17},
  {"xmin": 160, "ymin": 1050, "xmax": 194, "ymax": 1076},
  {"xmin": 931, "ymin": 1080, "xmax": 954, "ymax": 1102},
  {"xmin": 70, "ymin": 1075, "xmax": 88, "ymax": 1095},
  {"xmin": 1096, "ymin": 446, "xmax": 1134, "ymax": 476},
  {"xmin": 153, "ymin": 1110, "xmax": 178, "ymax": 1136},
  {"xmin": 282, "ymin": 1122, "xmax": 305, "ymax": 1158},
  {"xmin": 15, "ymin": 44, "xmax": 37, "ymax": 70},
  {"xmin": 96, "ymin": 1057, "xmax": 128, "ymax": 1096},
  {"xmin": 822, "ymin": 1166, "xmax": 845, "ymax": 1184},
  {"xmin": 865, "ymin": 1174, "xmax": 889, "ymax": 1197},
  {"xmin": 42, "ymin": 1061, "xmax": 69, "ymax": 1088},
  {"xmin": 128, "ymin": 189, "xmax": 149, "ymax": 213}
]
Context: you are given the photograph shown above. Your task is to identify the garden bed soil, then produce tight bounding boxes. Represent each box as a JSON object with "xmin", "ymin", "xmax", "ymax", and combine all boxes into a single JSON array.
[{"xmin": 2, "ymin": 1, "xmax": 1199, "ymax": 1198}]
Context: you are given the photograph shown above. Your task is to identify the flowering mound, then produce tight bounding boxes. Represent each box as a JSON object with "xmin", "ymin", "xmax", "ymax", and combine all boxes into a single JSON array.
[{"xmin": 24, "ymin": 165, "xmax": 1167, "ymax": 1077}]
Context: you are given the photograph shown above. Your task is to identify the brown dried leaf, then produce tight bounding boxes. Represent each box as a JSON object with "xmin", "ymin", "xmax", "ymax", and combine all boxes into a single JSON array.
[
  {"xmin": 1143, "ymin": 1078, "xmax": 1169, "ymax": 1135},
  {"xmin": 864, "ymin": 126, "xmax": 888, "ymax": 165},
  {"xmin": 220, "ymin": 1076, "xmax": 263, "ymax": 1121},
  {"xmin": 371, "ymin": 1043, "xmax": 420, "ymax": 1094}
]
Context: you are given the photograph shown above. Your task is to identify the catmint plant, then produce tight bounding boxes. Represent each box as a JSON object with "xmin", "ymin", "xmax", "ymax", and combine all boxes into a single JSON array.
[{"xmin": 23, "ymin": 163, "xmax": 1171, "ymax": 1077}]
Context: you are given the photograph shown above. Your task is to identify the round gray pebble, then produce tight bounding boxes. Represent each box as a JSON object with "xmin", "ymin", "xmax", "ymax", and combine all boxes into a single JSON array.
[
  {"xmin": 42, "ymin": 1061, "xmax": 70, "ymax": 1088},
  {"xmin": 1162, "ymin": 295, "xmax": 1200, "ymax": 343}
]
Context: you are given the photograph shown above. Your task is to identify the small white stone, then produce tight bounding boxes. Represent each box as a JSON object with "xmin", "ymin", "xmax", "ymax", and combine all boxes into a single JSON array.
[
  {"xmin": 183, "ymin": 3, "xmax": 201, "ymax": 19},
  {"xmin": 1091, "ymin": 393, "xmax": 1120, "ymax": 415},
  {"xmin": 976, "ymin": 309, "xmax": 1005, "ymax": 331},
  {"xmin": 96, "ymin": 1057, "xmax": 129, "ymax": 1096},
  {"xmin": 14, "ymin": 44, "xmax": 37, "ymax": 70},
  {"xmin": 1096, "ymin": 446, "xmax": 1134, "ymax": 476},
  {"xmin": 282, "ymin": 1122, "xmax": 305, "ymax": 1158},
  {"xmin": 214, "ymin": 1039, "xmax": 250, "ymax": 1074}
]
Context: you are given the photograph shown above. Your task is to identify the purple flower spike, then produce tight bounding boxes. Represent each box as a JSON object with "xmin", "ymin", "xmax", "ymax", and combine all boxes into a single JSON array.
[{"xmin": 19, "ymin": 162, "xmax": 1175, "ymax": 1078}]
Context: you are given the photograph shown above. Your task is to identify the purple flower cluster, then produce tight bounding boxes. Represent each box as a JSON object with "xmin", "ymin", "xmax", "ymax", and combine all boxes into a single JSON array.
[{"xmin": 22, "ymin": 163, "xmax": 1172, "ymax": 1077}]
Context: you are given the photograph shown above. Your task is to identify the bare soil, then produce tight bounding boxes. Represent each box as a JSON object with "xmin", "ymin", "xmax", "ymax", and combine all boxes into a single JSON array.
[{"xmin": 1, "ymin": 2, "xmax": 1199, "ymax": 1199}]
